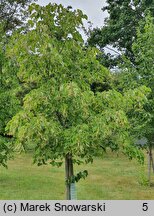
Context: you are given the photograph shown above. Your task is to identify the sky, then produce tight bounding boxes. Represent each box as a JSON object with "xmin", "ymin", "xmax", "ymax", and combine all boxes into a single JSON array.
[{"xmin": 37, "ymin": 0, "xmax": 108, "ymax": 29}]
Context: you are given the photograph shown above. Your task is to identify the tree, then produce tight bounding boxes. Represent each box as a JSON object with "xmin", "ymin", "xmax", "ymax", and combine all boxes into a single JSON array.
[
  {"xmin": 111, "ymin": 15, "xmax": 154, "ymax": 184},
  {"xmin": 0, "ymin": 0, "xmax": 36, "ymax": 33},
  {"xmin": 132, "ymin": 15, "xmax": 154, "ymax": 183},
  {"xmin": 5, "ymin": 3, "xmax": 150, "ymax": 199},
  {"xmin": 88, "ymin": 0, "xmax": 154, "ymax": 68},
  {"xmin": 0, "ymin": 22, "xmax": 21, "ymax": 167},
  {"xmin": 0, "ymin": 0, "xmax": 36, "ymax": 166}
]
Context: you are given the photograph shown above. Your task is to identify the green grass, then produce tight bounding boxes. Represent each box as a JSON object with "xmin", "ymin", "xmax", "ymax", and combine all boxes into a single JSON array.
[{"xmin": 0, "ymin": 151, "xmax": 154, "ymax": 200}]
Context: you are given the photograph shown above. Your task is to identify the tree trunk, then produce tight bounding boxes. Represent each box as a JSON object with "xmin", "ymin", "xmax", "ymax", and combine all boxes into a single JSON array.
[
  {"xmin": 148, "ymin": 145, "xmax": 152, "ymax": 184},
  {"xmin": 148, "ymin": 152, "xmax": 151, "ymax": 184},
  {"xmin": 65, "ymin": 153, "xmax": 74, "ymax": 200},
  {"xmin": 150, "ymin": 147, "xmax": 154, "ymax": 173}
]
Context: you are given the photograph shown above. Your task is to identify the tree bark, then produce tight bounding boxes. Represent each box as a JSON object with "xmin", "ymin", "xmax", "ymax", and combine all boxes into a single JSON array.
[{"xmin": 65, "ymin": 153, "xmax": 74, "ymax": 200}]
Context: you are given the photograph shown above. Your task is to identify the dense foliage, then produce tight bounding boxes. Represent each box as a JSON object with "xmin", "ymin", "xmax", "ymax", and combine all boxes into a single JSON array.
[
  {"xmin": 132, "ymin": 16, "xmax": 154, "ymax": 179},
  {"xmin": 0, "ymin": 4, "xmax": 148, "ymax": 196},
  {"xmin": 111, "ymin": 15, "xmax": 154, "ymax": 182},
  {"xmin": 0, "ymin": 0, "xmax": 36, "ymax": 166},
  {"xmin": 88, "ymin": 0, "xmax": 154, "ymax": 68},
  {"xmin": 0, "ymin": 0, "xmax": 36, "ymax": 33}
]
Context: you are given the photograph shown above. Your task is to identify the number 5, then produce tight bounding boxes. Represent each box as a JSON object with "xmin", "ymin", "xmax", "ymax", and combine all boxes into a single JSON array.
[{"xmin": 142, "ymin": 203, "xmax": 148, "ymax": 211}]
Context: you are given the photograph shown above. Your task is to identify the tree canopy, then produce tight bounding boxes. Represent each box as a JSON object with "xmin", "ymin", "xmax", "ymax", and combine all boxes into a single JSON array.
[
  {"xmin": 0, "ymin": 0, "xmax": 36, "ymax": 33},
  {"xmin": 132, "ymin": 15, "xmax": 154, "ymax": 154},
  {"xmin": 111, "ymin": 14, "xmax": 154, "ymax": 183},
  {"xmin": 2, "ymin": 3, "xmax": 150, "ymax": 197},
  {"xmin": 88, "ymin": 0, "xmax": 154, "ymax": 68}
]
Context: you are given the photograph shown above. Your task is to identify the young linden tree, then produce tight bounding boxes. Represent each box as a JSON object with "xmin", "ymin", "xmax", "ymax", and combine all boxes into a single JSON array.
[{"xmin": 6, "ymin": 3, "xmax": 150, "ymax": 199}]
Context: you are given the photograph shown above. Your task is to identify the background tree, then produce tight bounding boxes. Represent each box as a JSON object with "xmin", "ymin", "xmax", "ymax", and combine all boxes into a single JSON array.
[
  {"xmin": 0, "ymin": 23, "xmax": 21, "ymax": 167},
  {"xmin": 132, "ymin": 15, "xmax": 154, "ymax": 183},
  {"xmin": 0, "ymin": 0, "xmax": 36, "ymax": 166},
  {"xmin": 88, "ymin": 0, "xmax": 154, "ymax": 68},
  {"xmin": 0, "ymin": 0, "xmax": 36, "ymax": 33},
  {"xmin": 5, "ymin": 3, "xmax": 150, "ymax": 199},
  {"xmin": 112, "ymin": 15, "xmax": 154, "ymax": 184}
]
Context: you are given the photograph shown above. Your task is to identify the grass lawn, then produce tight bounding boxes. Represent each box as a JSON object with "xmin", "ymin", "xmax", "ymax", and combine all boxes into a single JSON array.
[{"xmin": 0, "ymin": 151, "xmax": 154, "ymax": 200}]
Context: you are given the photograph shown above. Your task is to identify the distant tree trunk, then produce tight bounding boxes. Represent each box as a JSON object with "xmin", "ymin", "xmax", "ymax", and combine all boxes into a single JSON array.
[
  {"xmin": 148, "ymin": 147, "xmax": 151, "ymax": 184},
  {"xmin": 150, "ymin": 145, "xmax": 154, "ymax": 173},
  {"xmin": 65, "ymin": 153, "xmax": 74, "ymax": 200},
  {"xmin": 151, "ymin": 155, "xmax": 154, "ymax": 173},
  {"xmin": 148, "ymin": 144, "xmax": 153, "ymax": 184}
]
